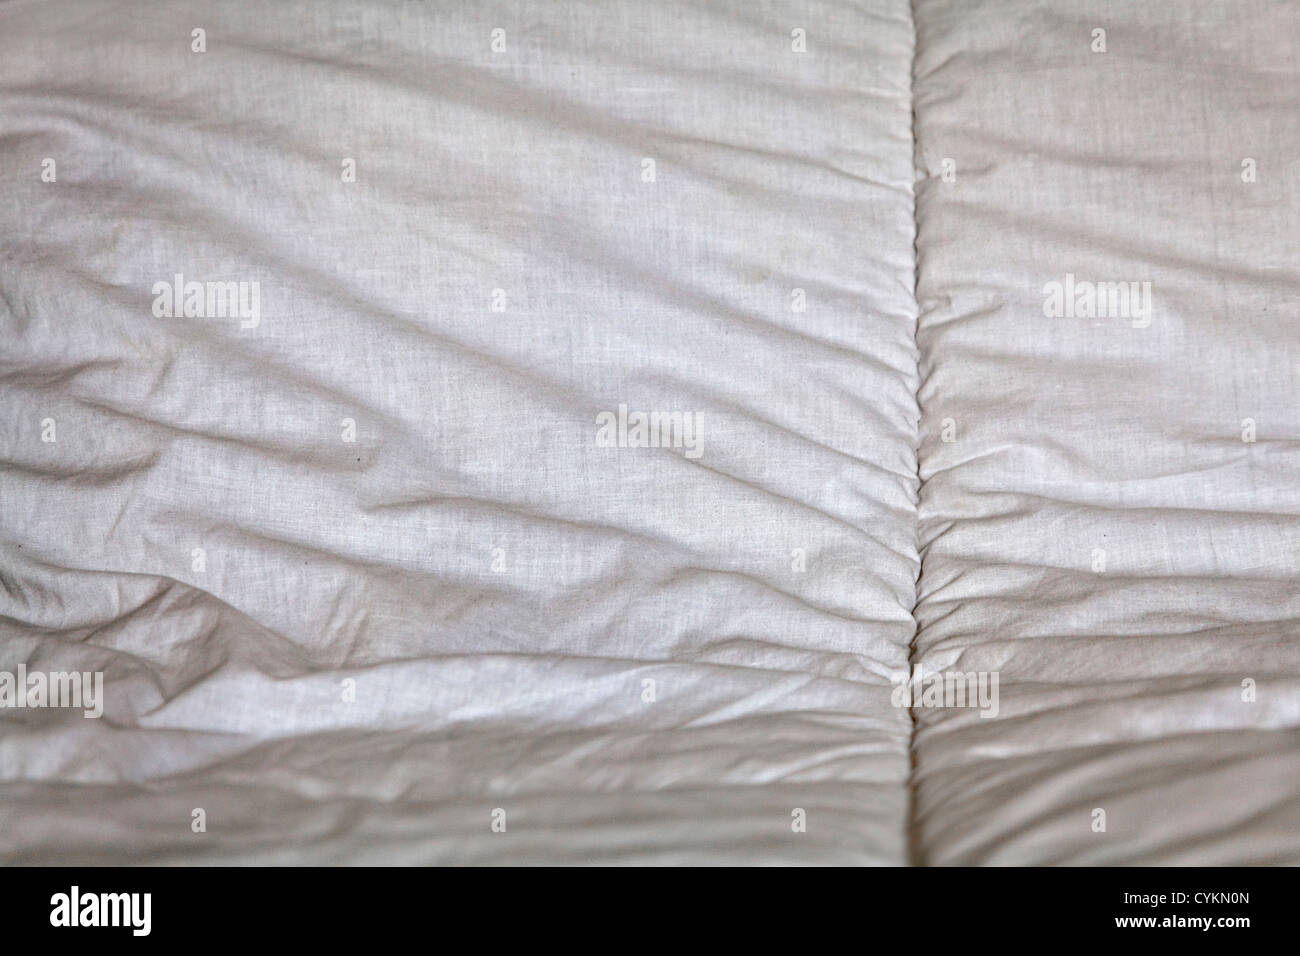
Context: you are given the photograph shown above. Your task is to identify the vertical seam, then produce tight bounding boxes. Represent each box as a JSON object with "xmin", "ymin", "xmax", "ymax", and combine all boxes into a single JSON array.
[{"xmin": 904, "ymin": 0, "xmax": 926, "ymax": 868}]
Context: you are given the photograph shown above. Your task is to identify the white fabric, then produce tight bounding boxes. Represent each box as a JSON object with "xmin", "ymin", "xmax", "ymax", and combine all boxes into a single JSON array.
[
  {"xmin": 0, "ymin": 0, "xmax": 918, "ymax": 864},
  {"xmin": 1, "ymin": 0, "xmax": 1297, "ymax": 865},
  {"xmin": 911, "ymin": 0, "xmax": 1300, "ymax": 864}
]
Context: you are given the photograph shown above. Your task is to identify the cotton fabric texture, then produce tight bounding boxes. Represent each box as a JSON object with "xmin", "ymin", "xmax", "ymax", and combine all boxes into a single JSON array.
[{"xmin": 0, "ymin": 0, "xmax": 1295, "ymax": 864}]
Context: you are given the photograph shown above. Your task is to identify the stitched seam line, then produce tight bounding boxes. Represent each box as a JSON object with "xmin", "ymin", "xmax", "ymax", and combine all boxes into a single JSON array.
[{"xmin": 905, "ymin": 0, "xmax": 926, "ymax": 868}]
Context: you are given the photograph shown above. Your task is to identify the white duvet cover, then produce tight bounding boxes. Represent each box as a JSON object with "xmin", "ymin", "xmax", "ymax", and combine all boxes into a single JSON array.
[{"xmin": 0, "ymin": 0, "xmax": 1295, "ymax": 865}]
